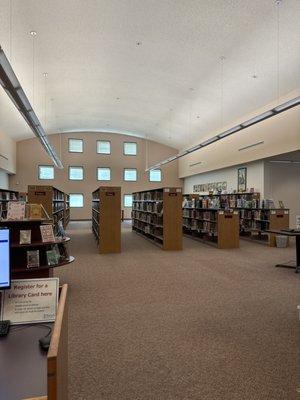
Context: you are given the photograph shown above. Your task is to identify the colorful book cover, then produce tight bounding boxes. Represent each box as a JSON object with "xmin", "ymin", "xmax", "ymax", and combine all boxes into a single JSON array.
[
  {"xmin": 27, "ymin": 250, "xmax": 40, "ymax": 268},
  {"xmin": 40, "ymin": 224, "xmax": 55, "ymax": 243},
  {"xmin": 7, "ymin": 201, "xmax": 26, "ymax": 220},
  {"xmin": 46, "ymin": 249, "xmax": 59, "ymax": 266},
  {"xmin": 20, "ymin": 230, "xmax": 31, "ymax": 244},
  {"xmin": 28, "ymin": 204, "xmax": 42, "ymax": 219}
]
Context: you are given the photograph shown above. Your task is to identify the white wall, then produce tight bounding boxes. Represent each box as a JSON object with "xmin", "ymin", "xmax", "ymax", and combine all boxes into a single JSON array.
[
  {"xmin": 0, "ymin": 169, "xmax": 9, "ymax": 189},
  {"xmin": 264, "ymin": 162, "xmax": 300, "ymax": 228},
  {"xmin": 184, "ymin": 160, "xmax": 265, "ymax": 195}
]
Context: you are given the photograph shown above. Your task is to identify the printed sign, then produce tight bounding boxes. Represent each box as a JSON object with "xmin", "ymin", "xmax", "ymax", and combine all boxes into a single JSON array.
[{"xmin": 0, "ymin": 278, "xmax": 59, "ymax": 325}]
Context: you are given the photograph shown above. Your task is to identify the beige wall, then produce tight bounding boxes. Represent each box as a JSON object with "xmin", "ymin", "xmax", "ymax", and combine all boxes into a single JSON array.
[
  {"xmin": 179, "ymin": 90, "xmax": 300, "ymax": 178},
  {"xmin": 0, "ymin": 128, "xmax": 16, "ymax": 174},
  {"xmin": 10, "ymin": 132, "xmax": 182, "ymax": 219}
]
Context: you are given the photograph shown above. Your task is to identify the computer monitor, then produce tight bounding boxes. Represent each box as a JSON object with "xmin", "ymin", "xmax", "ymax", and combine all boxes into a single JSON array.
[{"xmin": 0, "ymin": 228, "xmax": 10, "ymax": 289}]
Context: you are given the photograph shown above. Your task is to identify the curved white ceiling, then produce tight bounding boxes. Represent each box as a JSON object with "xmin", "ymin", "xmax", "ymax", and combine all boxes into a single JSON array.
[{"xmin": 0, "ymin": 0, "xmax": 299, "ymax": 149}]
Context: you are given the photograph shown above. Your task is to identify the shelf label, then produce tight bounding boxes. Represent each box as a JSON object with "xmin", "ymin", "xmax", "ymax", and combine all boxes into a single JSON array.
[
  {"xmin": 225, "ymin": 215, "xmax": 233, "ymax": 219},
  {"xmin": 169, "ymin": 193, "xmax": 177, "ymax": 197},
  {"xmin": 0, "ymin": 278, "xmax": 59, "ymax": 325},
  {"xmin": 106, "ymin": 192, "xmax": 115, "ymax": 196},
  {"xmin": 276, "ymin": 215, "xmax": 283, "ymax": 218},
  {"xmin": 34, "ymin": 191, "xmax": 46, "ymax": 196}
]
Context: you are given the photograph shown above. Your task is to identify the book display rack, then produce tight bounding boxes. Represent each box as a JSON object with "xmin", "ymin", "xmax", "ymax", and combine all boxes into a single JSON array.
[
  {"xmin": 183, "ymin": 196, "xmax": 239, "ymax": 248},
  {"xmin": 0, "ymin": 219, "xmax": 74, "ymax": 279},
  {"xmin": 132, "ymin": 187, "xmax": 182, "ymax": 250},
  {"xmin": 92, "ymin": 186, "xmax": 121, "ymax": 253},
  {"xmin": 0, "ymin": 188, "xmax": 19, "ymax": 219},
  {"xmin": 28, "ymin": 185, "xmax": 70, "ymax": 234}
]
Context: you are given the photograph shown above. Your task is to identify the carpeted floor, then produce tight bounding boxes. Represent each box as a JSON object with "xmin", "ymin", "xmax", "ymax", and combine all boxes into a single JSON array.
[{"xmin": 56, "ymin": 221, "xmax": 300, "ymax": 400}]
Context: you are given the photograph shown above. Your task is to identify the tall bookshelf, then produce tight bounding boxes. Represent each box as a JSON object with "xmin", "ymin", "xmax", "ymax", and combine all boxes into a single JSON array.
[
  {"xmin": 92, "ymin": 186, "xmax": 121, "ymax": 253},
  {"xmin": 0, "ymin": 188, "xmax": 19, "ymax": 219},
  {"xmin": 28, "ymin": 185, "xmax": 70, "ymax": 234},
  {"xmin": 183, "ymin": 195, "xmax": 239, "ymax": 248},
  {"xmin": 132, "ymin": 187, "xmax": 182, "ymax": 250}
]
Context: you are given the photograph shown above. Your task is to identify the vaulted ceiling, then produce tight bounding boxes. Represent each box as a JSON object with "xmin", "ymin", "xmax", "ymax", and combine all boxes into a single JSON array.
[{"xmin": 0, "ymin": 0, "xmax": 299, "ymax": 149}]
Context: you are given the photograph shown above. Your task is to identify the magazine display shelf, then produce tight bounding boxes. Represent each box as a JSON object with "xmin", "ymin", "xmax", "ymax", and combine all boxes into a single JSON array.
[{"xmin": 0, "ymin": 219, "xmax": 74, "ymax": 279}]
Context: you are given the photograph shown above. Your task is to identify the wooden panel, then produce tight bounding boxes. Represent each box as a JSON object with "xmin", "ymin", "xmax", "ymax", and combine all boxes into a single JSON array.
[
  {"xmin": 23, "ymin": 397, "xmax": 47, "ymax": 400},
  {"xmin": 28, "ymin": 186, "xmax": 53, "ymax": 216},
  {"xmin": 269, "ymin": 210, "xmax": 289, "ymax": 247},
  {"xmin": 99, "ymin": 186, "xmax": 121, "ymax": 253},
  {"xmin": 47, "ymin": 284, "xmax": 68, "ymax": 400},
  {"xmin": 163, "ymin": 188, "xmax": 183, "ymax": 250},
  {"xmin": 217, "ymin": 211, "xmax": 240, "ymax": 249}
]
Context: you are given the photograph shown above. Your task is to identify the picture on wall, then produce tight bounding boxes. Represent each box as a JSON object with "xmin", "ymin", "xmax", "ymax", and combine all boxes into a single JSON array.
[{"xmin": 237, "ymin": 167, "xmax": 247, "ymax": 192}]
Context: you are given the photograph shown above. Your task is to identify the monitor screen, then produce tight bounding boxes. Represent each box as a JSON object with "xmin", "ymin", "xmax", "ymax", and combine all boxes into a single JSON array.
[{"xmin": 0, "ymin": 228, "xmax": 10, "ymax": 289}]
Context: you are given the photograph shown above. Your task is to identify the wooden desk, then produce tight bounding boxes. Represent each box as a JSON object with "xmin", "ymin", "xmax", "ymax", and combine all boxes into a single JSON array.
[
  {"xmin": 0, "ymin": 284, "xmax": 68, "ymax": 400},
  {"xmin": 267, "ymin": 229, "xmax": 300, "ymax": 273}
]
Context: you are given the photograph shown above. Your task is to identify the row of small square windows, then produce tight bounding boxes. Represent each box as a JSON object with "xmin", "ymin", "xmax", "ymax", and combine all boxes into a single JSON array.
[
  {"xmin": 70, "ymin": 193, "xmax": 133, "ymax": 208},
  {"xmin": 38, "ymin": 166, "xmax": 162, "ymax": 182},
  {"xmin": 69, "ymin": 139, "xmax": 138, "ymax": 156}
]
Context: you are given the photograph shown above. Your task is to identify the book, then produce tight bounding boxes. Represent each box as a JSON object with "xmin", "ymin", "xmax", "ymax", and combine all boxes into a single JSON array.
[
  {"xmin": 7, "ymin": 201, "xmax": 26, "ymax": 220},
  {"xmin": 27, "ymin": 250, "xmax": 40, "ymax": 268},
  {"xmin": 20, "ymin": 230, "xmax": 31, "ymax": 244},
  {"xmin": 46, "ymin": 249, "xmax": 59, "ymax": 266},
  {"xmin": 40, "ymin": 224, "xmax": 55, "ymax": 243},
  {"xmin": 278, "ymin": 200, "xmax": 285, "ymax": 209},
  {"xmin": 57, "ymin": 220, "xmax": 66, "ymax": 239},
  {"xmin": 28, "ymin": 204, "xmax": 42, "ymax": 219}
]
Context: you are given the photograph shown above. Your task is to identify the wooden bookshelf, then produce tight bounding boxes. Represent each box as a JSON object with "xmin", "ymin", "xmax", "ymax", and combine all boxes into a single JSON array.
[
  {"xmin": 0, "ymin": 219, "xmax": 74, "ymax": 279},
  {"xmin": 132, "ymin": 187, "xmax": 182, "ymax": 250},
  {"xmin": 0, "ymin": 188, "xmax": 19, "ymax": 219},
  {"xmin": 92, "ymin": 186, "xmax": 121, "ymax": 253},
  {"xmin": 183, "ymin": 196, "xmax": 239, "ymax": 249},
  {"xmin": 28, "ymin": 185, "xmax": 70, "ymax": 234}
]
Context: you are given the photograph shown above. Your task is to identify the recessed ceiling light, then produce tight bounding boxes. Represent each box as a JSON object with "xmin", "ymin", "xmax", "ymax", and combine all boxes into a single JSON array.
[
  {"xmin": 43, "ymin": 72, "xmax": 48, "ymax": 77},
  {"xmin": 30, "ymin": 31, "xmax": 37, "ymax": 36},
  {"xmin": 116, "ymin": 97, "xmax": 120, "ymax": 100},
  {"xmin": 252, "ymin": 74, "xmax": 258, "ymax": 79},
  {"xmin": 189, "ymin": 88, "xmax": 194, "ymax": 91},
  {"xmin": 136, "ymin": 41, "xmax": 142, "ymax": 46},
  {"xmin": 196, "ymin": 116, "xmax": 200, "ymax": 119}
]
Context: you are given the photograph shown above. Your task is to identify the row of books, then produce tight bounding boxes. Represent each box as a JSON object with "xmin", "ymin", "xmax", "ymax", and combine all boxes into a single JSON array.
[
  {"xmin": 0, "ymin": 202, "xmax": 45, "ymax": 220},
  {"xmin": 183, "ymin": 196, "xmax": 280, "ymax": 210},
  {"xmin": 27, "ymin": 244, "xmax": 70, "ymax": 268},
  {"xmin": 0, "ymin": 191, "xmax": 18, "ymax": 200},
  {"xmin": 18, "ymin": 222, "xmax": 66, "ymax": 245},
  {"xmin": 132, "ymin": 202, "xmax": 163, "ymax": 214},
  {"xmin": 133, "ymin": 191, "xmax": 163, "ymax": 201},
  {"xmin": 183, "ymin": 209, "xmax": 218, "ymax": 221},
  {"xmin": 132, "ymin": 211, "xmax": 163, "ymax": 227},
  {"xmin": 53, "ymin": 201, "xmax": 65, "ymax": 213},
  {"xmin": 132, "ymin": 220, "xmax": 163, "ymax": 239},
  {"xmin": 183, "ymin": 219, "xmax": 218, "ymax": 235}
]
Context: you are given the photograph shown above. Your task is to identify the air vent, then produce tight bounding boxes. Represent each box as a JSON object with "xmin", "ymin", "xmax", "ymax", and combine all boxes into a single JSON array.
[{"xmin": 0, "ymin": 154, "xmax": 8, "ymax": 160}]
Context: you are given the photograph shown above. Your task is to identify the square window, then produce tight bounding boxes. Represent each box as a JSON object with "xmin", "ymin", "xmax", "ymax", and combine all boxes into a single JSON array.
[
  {"xmin": 68, "ymin": 138, "xmax": 83, "ymax": 153},
  {"xmin": 38, "ymin": 165, "xmax": 54, "ymax": 180},
  {"xmin": 149, "ymin": 169, "xmax": 162, "ymax": 182},
  {"xmin": 97, "ymin": 140, "xmax": 111, "ymax": 154},
  {"xmin": 97, "ymin": 167, "xmax": 111, "ymax": 181},
  {"xmin": 124, "ymin": 194, "xmax": 133, "ymax": 207},
  {"xmin": 70, "ymin": 193, "xmax": 84, "ymax": 208},
  {"xmin": 124, "ymin": 142, "xmax": 137, "ymax": 155},
  {"xmin": 124, "ymin": 169, "xmax": 137, "ymax": 181},
  {"xmin": 69, "ymin": 166, "xmax": 84, "ymax": 180}
]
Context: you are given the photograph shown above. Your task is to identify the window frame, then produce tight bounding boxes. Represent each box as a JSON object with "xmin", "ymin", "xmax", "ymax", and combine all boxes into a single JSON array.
[
  {"xmin": 149, "ymin": 169, "xmax": 162, "ymax": 182},
  {"xmin": 123, "ymin": 168, "xmax": 138, "ymax": 182},
  {"xmin": 69, "ymin": 193, "xmax": 84, "ymax": 208},
  {"xmin": 123, "ymin": 141, "xmax": 137, "ymax": 156},
  {"xmin": 123, "ymin": 194, "xmax": 133, "ymax": 208},
  {"xmin": 38, "ymin": 165, "xmax": 55, "ymax": 180},
  {"xmin": 68, "ymin": 166, "xmax": 84, "ymax": 181},
  {"xmin": 68, "ymin": 138, "xmax": 84, "ymax": 153},
  {"xmin": 96, "ymin": 140, "xmax": 111, "ymax": 155},
  {"xmin": 97, "ymin": 167, "xmax": 111, "ymax": 181}
]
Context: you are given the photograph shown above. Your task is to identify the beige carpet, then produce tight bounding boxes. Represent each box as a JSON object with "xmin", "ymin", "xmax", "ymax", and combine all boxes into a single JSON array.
[{"xmin": 56, "ymin": 221, "xmax": 300, "ymax": 400}]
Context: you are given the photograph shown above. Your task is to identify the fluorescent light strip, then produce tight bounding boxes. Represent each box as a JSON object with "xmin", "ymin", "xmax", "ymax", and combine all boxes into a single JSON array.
[
  {"xmin": 269, "ymin": 160, "xmax": 300, "ymax": 164},
  {"xmin": 146, "ymin": 95, "xmax": 300, "ymax": 171},
  {"xmin": 0, "ymin": 47, "xmax": 63, "ymax": 169},
  {"xmin": 238, "ymin": 141, "xmax": 264, "ymax": 151},
  {"xmin": 189, "ymin": 161, "xmax": 202, "ymax": 167}
]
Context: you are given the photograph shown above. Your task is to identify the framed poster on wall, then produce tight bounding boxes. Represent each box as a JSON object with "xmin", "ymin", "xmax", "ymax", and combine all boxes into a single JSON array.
[{"xmin": 237, "ymin": 167, "xmax": 247, "ymax": 192}]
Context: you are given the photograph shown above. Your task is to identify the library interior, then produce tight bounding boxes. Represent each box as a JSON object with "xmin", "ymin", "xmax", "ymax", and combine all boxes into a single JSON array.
[{"xmin": 0, "ymin": 1, "xmax": 300, "ymax": 399}]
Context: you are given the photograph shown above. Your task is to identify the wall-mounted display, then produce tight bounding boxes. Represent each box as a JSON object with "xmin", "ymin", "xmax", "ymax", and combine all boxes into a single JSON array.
[
  {"xmin": 193, "ymin": 181, "xmax": 227, "ymax": 193},
  {"xmin": 237, "ymin": 168, "xmax": 247, "ymax": 192}
]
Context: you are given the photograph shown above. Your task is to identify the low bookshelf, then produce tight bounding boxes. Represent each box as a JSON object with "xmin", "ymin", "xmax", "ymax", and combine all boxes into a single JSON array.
[
  {"xmin": 92, "ymin": 186, "xmax": 121, "ymax": 253},
  {"xmin": 28, "ymin": 185, "xmax": 70, "ymax": 234},
  {"xmin": 0, "ymin": 188, "xmax": 19, "ymax": 219},
  {"xmin": 183, "ymin": 195, "xmax": 239, "ymax": 248},
  {"xmin": 0, "ymin": 219, "xmax": 74, "ymax": 279},
  {"xmin": 132, "ymin": 187, "xmax": 182, "ymax": 250}
]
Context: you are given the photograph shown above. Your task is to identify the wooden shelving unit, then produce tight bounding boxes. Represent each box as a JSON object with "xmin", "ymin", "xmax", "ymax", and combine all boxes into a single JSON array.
[
  {"xmin": 0, "ymin": 219, "xmax": 74, "ymax": 279},
  {"xmin": 0, "ymin": 188, "xmax": 19, "ymax": 219},
  {"xmin": 132, "ymin": 187, "xmax": 182, "ymax": 250},
  {"xmin": 28, "ymin": 185, "xmax": 70, "ymax": 234},
  {"xmin": 183, "ymin": 195, "xmax": 239, "ymax": 248},
  {"xmin": 92, "ymin": 186, "xmax": 121, "ymax": 253}
]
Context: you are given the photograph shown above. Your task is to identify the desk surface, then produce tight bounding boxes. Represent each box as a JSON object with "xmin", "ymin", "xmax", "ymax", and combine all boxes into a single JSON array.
[
  {"xmin": 267, "ymin": 229, "xmax": 300, "ymax": 237},
  {"xmin": 0, "ymin": 324, "xmax": 50, "ymax": 400}
]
